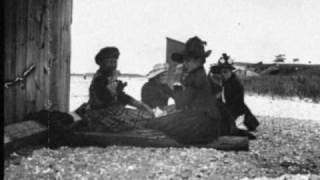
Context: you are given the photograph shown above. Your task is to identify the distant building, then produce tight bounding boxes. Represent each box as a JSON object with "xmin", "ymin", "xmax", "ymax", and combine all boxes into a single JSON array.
[
  {"xmin": 234, "ymin": 68, "xmax": 259, "ymax": 79},
  {"xmin": 233, "ymin": 63, "xmax": 260, "ymax": 79}
]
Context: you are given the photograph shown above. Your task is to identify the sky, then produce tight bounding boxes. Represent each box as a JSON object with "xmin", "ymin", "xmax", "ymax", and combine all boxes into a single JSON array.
[{"xmin": 71, "ymin": 0, "xmax": 320, "ymax": 74}]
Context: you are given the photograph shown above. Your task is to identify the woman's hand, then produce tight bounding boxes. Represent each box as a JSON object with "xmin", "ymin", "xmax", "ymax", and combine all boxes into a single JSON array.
[
  {"xmin": 173, "ymin": 82, "xmax": 183, "ymax": 91},
  {"xmin": 173, "ymin": 64, "xmax": 188, "ymax": 82},
  {"xmin": 209, "ymin": 72, "xmax": 222, "ymax": 87},
  {"xmin": 153, "ymin": 107, "xmax": 168, "ymax": 117}
]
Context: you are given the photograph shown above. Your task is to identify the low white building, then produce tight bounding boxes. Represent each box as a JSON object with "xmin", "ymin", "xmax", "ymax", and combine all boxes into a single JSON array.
[{"xmin": 233, "ymin": 64, "xmax": 260, "ymax": 79}]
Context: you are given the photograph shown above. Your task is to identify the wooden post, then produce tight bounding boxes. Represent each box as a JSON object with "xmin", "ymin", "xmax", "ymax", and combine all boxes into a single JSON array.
[
  {"xmin": 4, "ymin": 0, "xmax": 17, "ymax": 124},
  {"xmin": 49, "ymin": 0, "xmax": 72, "ymax": 111},
  {"xmin": 15, "ymin": 0, "xmax": 28, "ymax": 122},
  {"xmin": 4, "ymin": 0, "xmax": 73, "ymax": 125}
]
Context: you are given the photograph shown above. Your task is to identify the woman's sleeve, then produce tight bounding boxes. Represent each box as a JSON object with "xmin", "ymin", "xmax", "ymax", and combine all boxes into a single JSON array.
[
  {"xmin": 174, "ymin": 73, "xmax": 206, "ymax": 108},
  {"xmin": 225, "ymin": 80, "xmax": 244, "ymax": 112},
  {"xmin": 118, "ymin": 91, "xmax": 134, "ymax": 105},
  {"xmin": 141, "ymin": 83, "xmax": 158, "ymax": 109},
  {"xmin": 163, "ymin": 84, "xmax": 175, "ymax": 99}
]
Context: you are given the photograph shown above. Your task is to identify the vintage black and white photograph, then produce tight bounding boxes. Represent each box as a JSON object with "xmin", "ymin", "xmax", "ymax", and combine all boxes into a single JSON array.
[{"xmin": 4, "ymin": 0, "xmax": 320, "ymax": 179}]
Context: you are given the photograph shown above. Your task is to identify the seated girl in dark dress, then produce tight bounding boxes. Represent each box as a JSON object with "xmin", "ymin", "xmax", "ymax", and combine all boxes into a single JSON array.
[
  {"xmin": 84, "ymin": 47, "xmax": 154, "ymax": 132},
  {"xmin": 210, "ymin": 53, "xmax": 259, "ymax": 133}
]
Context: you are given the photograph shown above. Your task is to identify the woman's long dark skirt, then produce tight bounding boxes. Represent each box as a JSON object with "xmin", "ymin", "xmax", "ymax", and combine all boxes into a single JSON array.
[{"xmin": 146, "ymin": 109, "xmax": 225, "ymax": 145}]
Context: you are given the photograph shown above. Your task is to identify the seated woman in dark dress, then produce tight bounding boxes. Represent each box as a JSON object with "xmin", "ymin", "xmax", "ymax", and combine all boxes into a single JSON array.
[
  {"xmin": 211, "ymin": 53, "xmax": 259, "ymax": 132},
  {"xmin": 146, "ymin": 36, "xmax": 234, "ymax": 144},
  {"xmin": 84, "ymin": 47, "xmax": 154, "ymax": 132}
]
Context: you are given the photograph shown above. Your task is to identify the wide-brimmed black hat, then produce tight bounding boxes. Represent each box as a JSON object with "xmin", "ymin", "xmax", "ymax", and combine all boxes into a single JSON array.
[
  {"xmin": 171, "ymin": 36, "xmax": 212, "ymax": 63},
  {"xmin": 95, "ymin": 47, "xmax": 120, "ymax": 66},
  {"xmin": 216, "ymin": 53, "xmax": 235, "ymax": 70}
]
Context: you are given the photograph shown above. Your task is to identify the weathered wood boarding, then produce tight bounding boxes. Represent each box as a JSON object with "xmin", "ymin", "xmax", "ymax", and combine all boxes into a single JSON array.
[
  {"xmin": 4, "ymin": 111, "xmax": 82, "ymax": 156},
  {"xmin": 72, "ymin": 130, "xmax": 249, "ymax": 151},
  {"xmin": 165, "ymin": 37, "xmax": 185, "ymax": 88},
  {"xmin": 4, "ymin": 0, "xmax": 73, "ymax": 125}
]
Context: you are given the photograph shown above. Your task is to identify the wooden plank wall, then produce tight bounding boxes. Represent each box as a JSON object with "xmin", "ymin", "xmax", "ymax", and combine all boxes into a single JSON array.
[
  {"xmin": 165, "ymin": 38, "xmax": 185, "ymax": 88},
  {"xmin": 4, "ymin": 0, "xmax": 73, "ymax": 125},
  {"xmin": 50, "ymin": 0, "xmax": 72, "ymax": 112}
]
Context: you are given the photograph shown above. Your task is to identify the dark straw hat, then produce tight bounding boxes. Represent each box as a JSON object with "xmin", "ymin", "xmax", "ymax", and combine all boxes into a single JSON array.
[
  {"xmin": 95, "ymin": 47, "xmax": 120, "ymax": 66},
  {"xmin": 216, "ymin": 53, "xmax": 235, "ymax": 70},
  {"xmin": 171, "ymin": 36, "xmax": 212, "ymax": 63}
]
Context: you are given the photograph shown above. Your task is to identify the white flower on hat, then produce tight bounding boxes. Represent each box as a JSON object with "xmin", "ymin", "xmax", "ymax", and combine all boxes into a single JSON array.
[
  {"xmin": 219, "ymin": 58, "xmax": 226, "ymax": 64},
  {"xmin": 217, "ymin": 53, "xmax": 236, "ymax": 70},
  {"xmin": 218, "ymin": 53, "xmax": 234, "ymax": 65}
]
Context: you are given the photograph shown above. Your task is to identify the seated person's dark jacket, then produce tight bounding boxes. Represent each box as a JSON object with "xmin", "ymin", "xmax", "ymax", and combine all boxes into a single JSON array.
[
  {"xmin": 174, "ymin": 66, "xmax": 220, "ymax": 117},
  {"xmin": 222, "ymin": 73, "xmax": 246, "ymax": 117},
  {"xmin": 141, "ymin": 80, "xmax": 173, "ymax": 109},
  {"xmin": 88, "ymin": 68, "xmax": 133, "ymax": 110}
]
